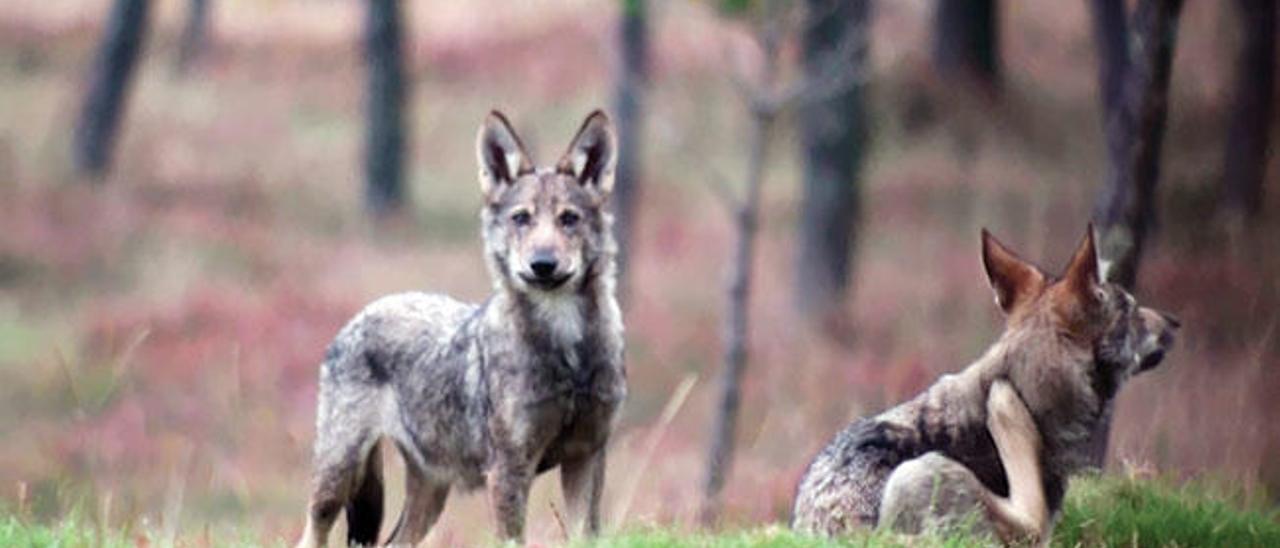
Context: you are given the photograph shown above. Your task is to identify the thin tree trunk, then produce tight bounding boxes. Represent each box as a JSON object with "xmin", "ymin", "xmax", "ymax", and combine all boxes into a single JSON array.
[
  {"xmin": 1222, "ymin": 0, "xmax": 1275, "ymax": 222},
  {"xmin": 794, "ymin": 0, "xmax": 870, "ymax": 323},
  {"xmin": 174, "ymin": 0, "xmax": 210, "ymax": 75},
  {"xmin": 364, "ymin": 0, "xmax": 407, "ymax": 217},
  {"xmin": 73, "ymin": 0, "xmax": 150, "ymax": 178},
  {"xmin": 1087, "ymin": 0, "xmax": 1185, "ymax": 465},
  {"xmin": 611, "ymin": 0, "xmax": 649, "ymax": 296},
  {"xmin": 1090, "ymin": 0, "xmax": 1129, "ymax": 127},
  {"xmin": 700, "ymin": 21, "xmax": 782, "ymax": 523},
  {"xmin": 933, "ymin": 0, "xmax": 1000, "ymax": 88},
  {"xmin": 700, "ymin": 106, "xmax": 773, "ymax": 526}
]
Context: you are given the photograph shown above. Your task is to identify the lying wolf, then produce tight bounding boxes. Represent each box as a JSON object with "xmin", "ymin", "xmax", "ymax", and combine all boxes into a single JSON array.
[
  {"xmin": 297, "ymin": 110, "xmax": 625, "ymax": 546},
  {"xmin": 792, "ymin": 226, "xmax": 1178, "ymax": 544}
]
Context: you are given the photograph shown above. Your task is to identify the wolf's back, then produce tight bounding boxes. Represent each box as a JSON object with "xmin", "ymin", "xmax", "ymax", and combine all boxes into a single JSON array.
[{"xmin": 320, "ymin": 292, "xmax": 478, "ymax": 388}]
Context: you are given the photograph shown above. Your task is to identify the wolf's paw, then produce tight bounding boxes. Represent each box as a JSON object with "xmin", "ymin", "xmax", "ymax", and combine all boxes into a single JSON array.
[{"xmin": 987, "ymin": 380, "xmax": 1041, "ymax": 451}]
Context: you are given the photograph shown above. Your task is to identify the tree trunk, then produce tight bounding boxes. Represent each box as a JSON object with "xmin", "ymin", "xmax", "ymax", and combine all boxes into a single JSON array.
[
  {"xmin": 73, "ymin": 0, "xmax": 150, "ymax": 178},
  {"xmin": 1221, "ymin": 0, "xmax": 1275, "ymax": 222},
  {"xmin": 1087, "ymin": 0, "xmax": 1185, "ymax": 465},
  {"xmin": 700, "ymin": 18, "xmax": 784, "ymax": 522},
  {"xmin": 1090, "ymin": 0, "xmax": 1129, "ymax": 124},
  {"xmin": 933, "ymin": 0, "xmax": 1000, "ymax": 88},
  {"xmin": 364, "ymin": 0, "xmax": 407, "ymax": 217},
  {"xmin": 794, "ymin": 0, "xmax": 870, "ymax": 323},
  {"xmin": 700, "ymin": 106, "xmax": 773, "ymax": 526},
  {"xmin": 174, "ymin": 0, "xmax": 210, "ymax": 75},
  {"xmin": 611, "ymin": 0, "xmax": 649, "ymax": 297}
]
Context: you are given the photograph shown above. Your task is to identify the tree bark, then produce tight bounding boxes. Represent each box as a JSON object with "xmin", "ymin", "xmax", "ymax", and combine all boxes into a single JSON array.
[
  {"xmin": 700, "ymin": 106, "xmax": 773, "ymax": 526},
  {"xmin": 933, "ymin": 0, "xmax": 1000, "ymax": 88},
  {"xmin": 1087, "ymin": 0, "xmax": 1185, "ymax": 465},
  {"xmin": 1221, "ymin": 0, "xmax": 1275, "ymax": 222},
  {"xmin": 700, "ymin": 20, "xmax": 783, "ymax": 524},
  {"xmin": 174, "ymin": 0, "xmax": 210, "ymax": 75},
  {"xmin": 73, "ymin": 0, "xmax": 150, "ymax": 178},
  {"xmin": 1090, "ymin": 0, "xmax": 1129, "ymax": 123},
  {"xmin": 611, "ymin": 0, "xmax": 649, "ymax": 296},
  {"xmin": 794, "ymin": 0, "xmax": 870, "ymax": 323},
  {"xmin": 364, "ymin": 0, "xmax": 407, "ymax": 217}
]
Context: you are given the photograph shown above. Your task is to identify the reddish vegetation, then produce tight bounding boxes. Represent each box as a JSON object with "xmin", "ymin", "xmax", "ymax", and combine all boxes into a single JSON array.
[{"xmin": 0, "ymin": 0, "xmax": 1276, "ymax": 543}]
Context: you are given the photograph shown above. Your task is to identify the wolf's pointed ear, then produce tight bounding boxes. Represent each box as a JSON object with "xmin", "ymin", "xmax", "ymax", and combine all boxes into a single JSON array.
[
  {"xmin": 1062, "ymin": 223, "xmax": 1103, "ymax": 296},
  {"xmin": 557, "ymin": 110, "xmax": 616, "ymax": 199},
  {"xmin": 477, "ymin": 110, "xmax": 533, "ymax": 202},
  {"xmin": 981, "ymin": 229, "xmax": 1046, "ymax": 315}
]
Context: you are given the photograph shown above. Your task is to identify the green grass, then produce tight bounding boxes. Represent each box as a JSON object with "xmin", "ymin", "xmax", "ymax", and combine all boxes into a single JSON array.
[
  {"xmin": 1055, "ymin": 474, "xmax": 1280, "ymax": 547},
  {"xmin": 0, "ymin": 516, "xmax": 132, "ymax": 548},
  {"xmin": 582, "ymin": 526, "xmax": 989, "ymax": 548},
  {"xmin": 2, "ymin": 476, "xmax": 1276, "ymax": 546},
  {"xmin": 589, "ymin": 475, "xmax": 1279, "ymax": 547}
]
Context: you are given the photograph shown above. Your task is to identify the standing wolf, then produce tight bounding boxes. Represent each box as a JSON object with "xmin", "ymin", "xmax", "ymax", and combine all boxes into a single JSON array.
[
  {"xmin": 297, "ymin": 110, "xmax": 625, "ymax": 546},
  {"xmin": 792, "ymin": 226, "xmax": 1178, "ymax": 544}
]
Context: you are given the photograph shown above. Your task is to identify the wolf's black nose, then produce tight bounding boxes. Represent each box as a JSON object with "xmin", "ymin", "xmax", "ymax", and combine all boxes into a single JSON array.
[{"xmin": 530, "ymin": 257, "xmax": 558, "ymax": 278}]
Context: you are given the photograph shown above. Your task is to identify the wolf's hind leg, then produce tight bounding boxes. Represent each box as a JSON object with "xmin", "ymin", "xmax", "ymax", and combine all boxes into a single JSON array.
[
  {"xmin": 879, "ymin": 452, "xmax": 997, "ymax": 539},
  {"xmin": 297, "ymin": 430, "xmax": 377, "ymax": 548},
  {"xmin": 984, "ymin": 379, "xmax": 1049, "ymax": 544},
  {"xmin": 560, "ymin": 449, "xmax": 606, "ymax": 537},
  {"xmin": 346, "ymin": 442, "xmax": 385, "ymax": 546},
  {"xmin": 385, "ymin": 457, "xmax": 450, "ymax": 546}
]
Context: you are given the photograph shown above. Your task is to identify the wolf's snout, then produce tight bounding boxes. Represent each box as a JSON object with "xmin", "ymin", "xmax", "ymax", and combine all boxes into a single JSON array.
[
  {"xmin": 1160, "ymin": 311, "xmax": 1181, "ymax": 330},
  {"xmin": 529, "ymin": 254, "xmax": 559, "ymax": 278}
]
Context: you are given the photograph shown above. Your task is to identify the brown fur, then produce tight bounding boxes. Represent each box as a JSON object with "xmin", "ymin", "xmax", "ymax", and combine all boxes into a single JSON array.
[{"xmin": 792, "ymin": 226, "xmax": 1179, "ymax": 544}]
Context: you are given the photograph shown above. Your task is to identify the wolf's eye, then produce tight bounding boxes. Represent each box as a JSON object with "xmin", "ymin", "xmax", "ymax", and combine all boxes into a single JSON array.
[
  {"xmin": 510, "ymin": 211, "xmax": 532, "ymax": 227},
  {"xmin": 558, "ymin": 211, "xmax": 580, "ymax": 228}
]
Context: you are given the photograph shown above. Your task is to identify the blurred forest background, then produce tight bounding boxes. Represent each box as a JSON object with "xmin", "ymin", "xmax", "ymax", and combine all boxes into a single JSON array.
[{"xmin": 1, "ymin": 0, "xmax": 1278, "ymax": 544}]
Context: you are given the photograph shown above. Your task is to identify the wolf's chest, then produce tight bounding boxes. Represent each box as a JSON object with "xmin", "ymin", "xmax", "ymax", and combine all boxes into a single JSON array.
[
  {"xmin": 532, "ymin": 344, "xmax": 624, "ymax": 411},
  {"xmin": 517, "ymin": 348, "xmax": 622, "ymax": 467}
]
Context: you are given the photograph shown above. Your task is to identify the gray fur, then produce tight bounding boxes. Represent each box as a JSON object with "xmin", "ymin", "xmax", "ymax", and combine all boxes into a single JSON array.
[
  {"xmin": 878, "ymin": 452, "xmax": 997, "ymax": 540},
  {"xmin": 297, "ymin": 110, "xmax": 624, "ymax": 546}
]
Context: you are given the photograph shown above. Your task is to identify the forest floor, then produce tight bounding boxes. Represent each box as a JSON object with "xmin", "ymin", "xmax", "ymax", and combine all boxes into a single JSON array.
[{"xmin": 3, "ymin": 476, "xmax": 1279, "ymax": 546}]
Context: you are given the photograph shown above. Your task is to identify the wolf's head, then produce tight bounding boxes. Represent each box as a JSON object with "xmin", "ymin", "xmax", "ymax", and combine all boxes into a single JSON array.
[
  {"xmin": 980, "ymin": 225, "xmax": 1179, "ymax": 410},
  {"xmin": 475, "ymin": 110, "xmax": 617, "ymax": 295}
]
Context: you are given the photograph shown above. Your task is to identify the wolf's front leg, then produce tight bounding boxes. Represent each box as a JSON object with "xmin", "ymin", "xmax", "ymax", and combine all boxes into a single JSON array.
[
  {"xmin": 488, "ymin": 455, "xmax": 534, "ymax": 542},
  {"xmin": 561, "ymin": 448, "xmax": 606, "ymax": 536},
  {"xmin": 985, "ymin": 379, "xmax": 1049, "ymax": 545}
]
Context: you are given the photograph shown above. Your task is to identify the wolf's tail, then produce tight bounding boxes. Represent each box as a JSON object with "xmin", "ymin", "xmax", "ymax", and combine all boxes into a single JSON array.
[{"xmin": 345, "ymin": 442, "xmax": 385, "ymax": 546}]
